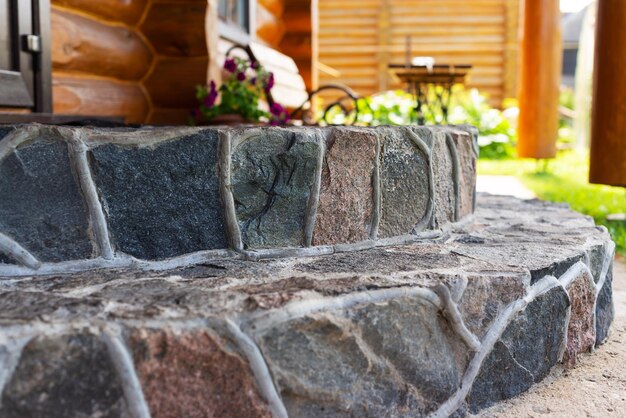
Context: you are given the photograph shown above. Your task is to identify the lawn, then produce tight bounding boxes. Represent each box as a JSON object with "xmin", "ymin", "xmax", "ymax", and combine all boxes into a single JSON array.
[{"xmin": 478, "ymin": 150, "xmax": 626, "ymax": 256}]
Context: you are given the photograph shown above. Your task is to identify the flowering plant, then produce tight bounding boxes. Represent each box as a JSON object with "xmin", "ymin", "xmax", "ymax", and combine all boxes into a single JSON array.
[{"xmin": 193, "ymin": 56, "xmax": 289, "ymax": 125}]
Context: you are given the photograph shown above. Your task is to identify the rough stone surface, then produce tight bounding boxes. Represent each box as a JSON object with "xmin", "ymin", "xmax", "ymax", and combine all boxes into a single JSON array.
[
  {"xmin": 596, "ymin": 263, "xmax": 615, "ymax": 345},
  {"xmin": 448, "ymin": 129, "xmax": 477, "ymax": 217},
  {"xmin": 0, "ymin": 139, "xmax": 93, "ymax": 262},
  {"xmin": 561, "ymin": 267, "xmax": 596, "ymax": 367},
  {"xmin": 90, "ymin": 130, "xmax": 226, "ymax": 260},
  {"xmin": 431, "ymin": 130, "xmax": 457, "ymax": 227},
  {"xmin": 129, "ymin": 328, "xmax": 271, "ymax": 418},
  {"xmin": 377, "ymin": 127, "xmax": 430, "ymax": 237},
  {"xmin": 457, "ymin": 272, "xmax": 528, "ymax": 339},
  {"xmin": 0, "ymin": 195, "xmax": 614, "ymax": 417},
  {"xmin": 232, "ymin": 128, "xmax": 321, "ymax": 248},
  {"xmin": 468, "ymin": 285, "xmax": 570, "ymax": 413},
  {"xmin": 313, "ymin": 127, "xmax": 376, "ymax": 245},
  {"xmin": 0, "ymin": 124, "xmax": 480, "ymax": 265},
  {"xmin": 255, "ymin": 295, "xmax": 467, "ymax": 417},
  {"xmin": 0, "ymin": 332, "xmax": 129, "ymax": 417},
  {"xmin": 586, "ymin": 241, "xmax": 608, "ymax": 283}
]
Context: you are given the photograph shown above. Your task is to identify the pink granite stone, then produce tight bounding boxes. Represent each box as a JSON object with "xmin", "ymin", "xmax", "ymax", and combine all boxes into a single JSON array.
[
  {"xmin": 129, "ymin": 328, "xmax": 271, "ymax": 418},
  {"xmin": 313, "ymin": 128, "xmax": 377, "ymax": 245},
  {"xmin": 562, "ymin": 268, "xmax": 597, "ymax": 367}
]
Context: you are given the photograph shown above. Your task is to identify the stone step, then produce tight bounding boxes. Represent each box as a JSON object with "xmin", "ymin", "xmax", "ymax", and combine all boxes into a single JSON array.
[{"xmin": 0, "ymin": 194, "xmax": 614, "ymax": 417}]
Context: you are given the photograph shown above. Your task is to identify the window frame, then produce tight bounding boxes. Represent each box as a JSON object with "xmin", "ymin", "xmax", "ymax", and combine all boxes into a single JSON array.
[{"xmin": 217, "ymin": 0, "xmax": 256, "ymax": 45}]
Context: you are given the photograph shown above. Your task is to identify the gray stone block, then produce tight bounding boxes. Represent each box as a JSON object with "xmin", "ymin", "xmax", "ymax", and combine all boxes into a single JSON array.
[
  {"xmin": 431, "ymin": 130, "xmax": 456, "ymax": 227},
  {"xmin": 90, "ymin": 130, "xmax": 226, "ymax": 260},
  {"xmin": 596, "ymin": 263, "xmax": 614, "ymax": 346},
  {"xmin": 377, "ymin": 127, "xmax": 430, "ymax": 237},
  {"xmin": 468, "ymin": 285, "xmax": 570, "ymax": 412},
  {"xmin": 231, "ymin": 128, "xmax": 321, "ymax": 249},
  {"xmin": 0, "ymin": 138, "xmax": 93, "ymax": 262},
  {"xmin": 255, "ymin": 295, "xmax": 468, "ymax": 417},
  {"xmin": 0, "ymin": 333, "xmax": 129, "ymax": 417}
]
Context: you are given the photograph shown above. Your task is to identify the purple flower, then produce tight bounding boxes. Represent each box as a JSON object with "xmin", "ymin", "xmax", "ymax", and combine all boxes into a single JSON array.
[
  {"xmin": 204, "ymin": 80, "xmax": 218, "ymax": 107},
  {"xmin": 270, "ymin": 102, "xmax": 284, "ymax": 116},
  {"xmin": 251, "ymin": 60, "xmax": 260, "ymax": 70},
  {"xmin": 250, "ymin": 77, "xmax": 257, "ymax": 85},
  {"xmin": 265, "ymin": 72, "xmax": 275, "ymax": 92},
  {"xmin": 224, "ymin": 58, "xmax": 237, "ymax": 73},
  {"xmin": 237, "ymin": 72, "xmax": 246, "ymax": 81}
]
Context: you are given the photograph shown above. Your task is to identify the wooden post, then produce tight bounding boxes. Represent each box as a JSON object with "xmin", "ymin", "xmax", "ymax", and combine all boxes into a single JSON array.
[
  {"xmin": 589, "ymin": 0, "xmax": 626, "ymax": 187},
  {"xmin": 311, "ymin": 0, "xmax": 319, "ymax": 90},
  {"xmin": 517, "ymin": 0, "xmax": 562, "ymax": 159},
  {"xmin": 205, "ymin": 0, "xmax": 220, "ymax": 85},
  {"xmin": 503, "ymin": 0, "xmax": 519, "ymax": 102},
  {"xmin": 377, "ymin": 0, "xmax": 390, "ymax": 92}
]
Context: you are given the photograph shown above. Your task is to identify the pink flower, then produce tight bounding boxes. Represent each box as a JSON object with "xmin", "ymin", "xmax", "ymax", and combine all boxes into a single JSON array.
[
  {"xmin": 204, "ymin": 80, "xmax": 218, "ymax": 107},
  {"xmin": 251, "ymin": 60, "xmax": 260, "ymax": 70},
  {"xmin": 224, "ymin": 58, "xmax": 237, "ymax": 73},
  {"xmin": 237, "ymin": 72, "xmax": 246, "ymax": 81},
  {"xmin": 270, "ymin": 102, "xmax": 284, "ymax": 116}
]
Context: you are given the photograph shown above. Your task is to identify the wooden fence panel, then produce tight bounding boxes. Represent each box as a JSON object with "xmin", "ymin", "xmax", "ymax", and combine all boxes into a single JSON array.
[{"xmin": 317, "ymin": 0, "xmax": 519, "ymax": 108}]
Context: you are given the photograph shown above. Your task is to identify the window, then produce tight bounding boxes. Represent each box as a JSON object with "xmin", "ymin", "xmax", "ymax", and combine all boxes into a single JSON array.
[{"xmin": 218, "ymin": 0, "xmax": 252, "ymax": 44}]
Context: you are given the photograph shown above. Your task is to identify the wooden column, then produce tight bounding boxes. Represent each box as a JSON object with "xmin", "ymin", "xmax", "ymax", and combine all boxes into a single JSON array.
[
  {"xmin": 377, "ymin": 0, "xmax": 390, "ymax": 92},
  {"xmin": 205, "ymin": 0, "xmax": 220, "ymax": 85},
  {"xmin": 589, "ymin": 0, "xmax": 626, "ymax": 187},
  {"xmin": 517, "ymin": 0, "xmax": 562, "ymax": 159},
  {"xmin": 503, "ymin": 0, "xmax": 520, "ymax": 101}
]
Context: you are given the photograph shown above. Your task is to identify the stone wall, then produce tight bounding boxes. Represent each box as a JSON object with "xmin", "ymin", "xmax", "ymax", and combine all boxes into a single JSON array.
[{"xmin": 0, "ymin": 123, "xmax": 477, "ymax": 276}]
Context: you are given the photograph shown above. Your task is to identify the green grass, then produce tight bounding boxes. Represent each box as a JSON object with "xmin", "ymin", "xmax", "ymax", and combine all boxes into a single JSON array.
[{"xmin": 478, "ymin": 150, "xmax": 626, "ymax": 256}]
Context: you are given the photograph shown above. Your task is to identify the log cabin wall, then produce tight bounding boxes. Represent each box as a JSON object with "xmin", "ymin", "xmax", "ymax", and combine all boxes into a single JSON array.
[
  {"xmin": 279, "ymin": 0, "xmax": 314, "ymax": 90},
  {"xmin": 51, "ymin": 0, "xmax": 305, "ymax": 124},
  {"xmin": 316, "ymin": 0, "xmax": 520, "ymax": 108}
]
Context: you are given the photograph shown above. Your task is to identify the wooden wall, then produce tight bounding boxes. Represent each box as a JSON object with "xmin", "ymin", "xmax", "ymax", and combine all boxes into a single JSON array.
[
  {"xmin": 51, "ymin": 0, "xmax": 209, "ymax": 124},
  {"xmin": 316, "ymin": 0, "xmax": 520, "ymax": 107},
  {"xmin": 51, "ymin": 0, "xmax": 311, "ymax": 124}
]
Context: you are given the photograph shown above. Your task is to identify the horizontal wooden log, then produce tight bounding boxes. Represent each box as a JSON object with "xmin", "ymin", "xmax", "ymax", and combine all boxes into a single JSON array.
[
  {"xmin": 143, "ymin": 57, "xmax": 208, "ymax": 108},
  {"xmin": 284, "ymin": 9, "xmax": 312, "ymax": 33},
  {"xmin": 51, "ymin": 0, "xmax": 148, "ymax": 25},
  {"xmin": 257, "ymin": 3, "xmax": 286, "ymax": 47},
  {"xmin": 258, "ymin": 0, "xmax": 284, "ymax": 17},
  {"xmin": 296, "ymin": 64, "xmax": 313, "ymax": 90},
  {"xmin": 279, "ymin": 35, "xmax": 312, "ymax": 60},
  {"xmin": 148, "ymin": 108, "xmax": 193, "ymax": 125},
  {"xmin": 140, "ymin": 2, "xmax": 208, "ymax": 57},
  {"xmin": 51, "ymin": 8, "xmax": 152, "ymax": 81},
  {"xmin": 52, "ymin": 72, "xmax": 149, "ymax": 123}
]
